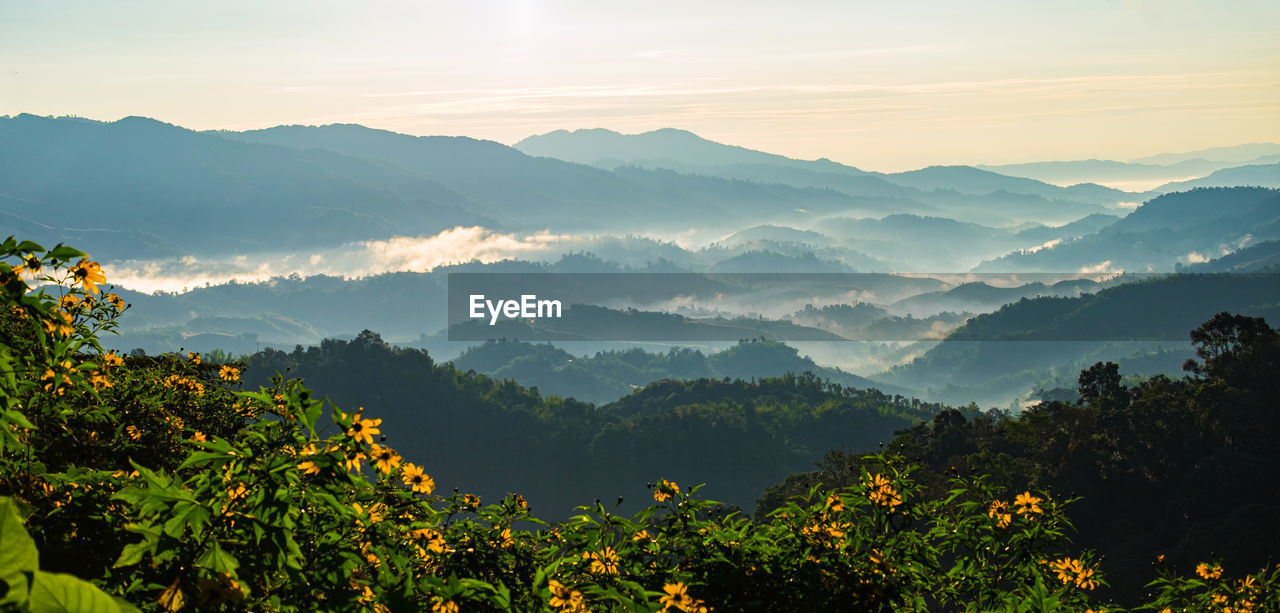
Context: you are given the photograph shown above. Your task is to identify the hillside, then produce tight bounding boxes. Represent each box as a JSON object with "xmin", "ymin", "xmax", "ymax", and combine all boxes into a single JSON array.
[
  {"xmin": 0, "ymin": 114, "xmax": 495, "ymax": 259},
  {"xmin": 451, "ymin": 339, "xmax": 912, "ymax": 404},
  {"xmin": 976, "ymin": 187, "xmax": 1280, "ymax": 272},
  {"xmin": 878, "ymin": 271, "xmax": 1280, "ymax": 406},
  {"xmin": 762, "ymin": 312, "xmax": 1280, "ymax": 604},
  {"xmin": 246, "ymin": 332, "xmax": 948, "ymax": 514},
  {"xmin": 225, "ymin": 124, "xmax": 869, "ymax": 232}
]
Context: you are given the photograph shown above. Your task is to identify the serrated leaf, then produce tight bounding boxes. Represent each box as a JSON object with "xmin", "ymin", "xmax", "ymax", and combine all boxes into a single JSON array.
[
  {"xmin": 177, "ymin": 451, "xmax": 232, "ymax": 471},
  {"xmin": 160, "ymin": 503, "xmax": 209, "ymax": 540},
  {"xmin": 196, "ymin": 543, "xmax": 238, "ymax": 574}
]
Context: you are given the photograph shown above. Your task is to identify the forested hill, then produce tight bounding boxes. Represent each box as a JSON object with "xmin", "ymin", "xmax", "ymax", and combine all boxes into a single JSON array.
[
  {"xmin": 245, "ymin": 332, "xmax": 957, "ymax": 515},
  {"xmin": 878, "ymin": 271, "xmax": 1280, "ymax": 406},
  {"xmin": 760, "ymin": 312, "xmax": 1280, "ymax": 605},
  {"xmin": 450, "ymin": 338, "xmax": 913, "ymax": 404}
]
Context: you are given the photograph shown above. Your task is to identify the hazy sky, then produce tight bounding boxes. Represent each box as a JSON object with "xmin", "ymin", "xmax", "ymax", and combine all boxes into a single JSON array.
[{"xmin": 3, "ymin": 0, "xmax": 1278, "ymax": 171}]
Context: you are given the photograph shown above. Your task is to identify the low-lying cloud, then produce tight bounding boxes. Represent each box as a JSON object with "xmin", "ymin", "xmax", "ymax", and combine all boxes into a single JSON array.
[{"xmin": 103, "ymin": 227, "xmax": 584, "ymax": 294}]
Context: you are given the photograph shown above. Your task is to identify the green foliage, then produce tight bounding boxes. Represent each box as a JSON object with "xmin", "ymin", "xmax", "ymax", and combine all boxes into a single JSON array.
[
  {"xmin": 767, "ymin": 312, "xmax": 1280, "ymax": 605},
  {"xmin": 2, "ymin": 237, "xmax": 1277, "ymax": 612},
  {"xmin": 1, "ymin": 497, "xmax": 139, "ymax": 613}
]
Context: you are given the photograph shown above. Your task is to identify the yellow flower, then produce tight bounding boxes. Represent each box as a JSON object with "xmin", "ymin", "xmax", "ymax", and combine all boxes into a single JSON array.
[
  {"xmin": 1050, "ymin": 558, "xmax": 1079, "ymax": 585},
  {"xmin": 548, "ymin": 580, "xmax": 575, "ymax": 607},
  {"xmin": 1014, "ymin": 492, "xmax": 1043, "ymax": 515},
  {"xmin": 347, "ymin": 410, "xmax": 382, "ymax": 445},
  {"xmin": 88, "ymin": 370, "xmax": 112, "ymax": 390},
  {"xmin": 988, "ymin": 500, "xmax": 1012, "ymax": 528},
  {"xmin": 192, "ymin": 431, "xmax": 208, "ymax": 443},
  {"xmin": 58, "ymin": 294, "xmax": 81, "ymax": 310},
  {"xmin": 70, "ymin": 259, "xmax": 106, "ymax": 295},
  {"xmin": 342, "ymin": 450, "xmax": 366, "ymax": 473},
  {"xmin": 227, "ymin": 484, "xmax": 248, "ymax": 502},
  {"xmin": 653, "ymin": 479, "xmax": 680, "ymax": 502},
  {"xmin": 1075, "ymin": 566, "xmax": 1099, "ymax": 590},
  {"xmin": 103, "ymin": 351, "xmax": 124, "ymax": 368},
  {"xmin": 370, "ymin": 444, "xmax": 402, "ymax": 474},
  {"xmin": 163, "ymin": 374, "xmax": 205, "ymax": 396},
  {"xmin": 432, "ymin": 600, "xmax": 459, "ymax": 613},
  {"xmin": 494, "ymin": 527, "xmax": 514, "ymax": 548},
  {"xmin": 548, "ymin": 580, "xmax": 588, "ymax": 612},
  {"xmin": 352, "ymin": 581, "xmax": 375, "ymax": 603},
  {"xmin": 584, "ymin": 547, "xmax": 621, "ymax": 575},
  {"xmin": 632, "ymin": 529, "xmax": 651, "ymax": 542},
  {"xmin": 660, "ymin": 582, "xmax": 705, "ymax": 612},
  {"xmin": 188, "ymin": 351, "xmax": 201, "ymax": 365},
  {"xmin": 411, "ymin": 527, "xmax": 447, "ymax": 553},
  {"xmin": 1196, "ymin": 562, "xmax": 1224, "ymax": 580},
  {"xmin": 106, "ymin": 293, "xmax": 126, "ymax": 310},
  {"xmin": 43, "ymin": 310, "xmax": 74, "ymax": 337},
  {"xmin": 219, "ymin": 364, "xmax": 240, "ymax": 382},
  {"xmin": 297, "ymin": 460, "xmax": 320, "ymax": 475},
  {"xmin": 1049, "ymin": 557, "xmax": 1097, "ymax": 590},
  {"xmin": 352, "ymin": 502, "xmax": 384, "ymax": 527},
  {"xmin": 125, "ymin": 425, "xmax": 142, "ymax": 441},
  {"xmin": 461, "ymin": 493, "xmax": 481, "ymax": 509},
  {"xmin": 401, "ymin": 463, "xmax": 435, "ymax": 494},
  {"xmin": 825, "ymin": 493, "xmax": 846, "ymax": 513},
  {"xmin": 863, "ymin": 474, "xmax": 903, "ymax": 509},
  {"xmin": 14, "ymin": 254, "xmax": 41, "ymax": 277}
]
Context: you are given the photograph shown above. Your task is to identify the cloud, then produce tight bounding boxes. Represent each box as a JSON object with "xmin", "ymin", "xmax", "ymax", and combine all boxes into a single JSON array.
[
  {"xmin": 102, "ymin": 226, "xmax": 585, "ymax": 294},
  {"xmin": 1079, "ymin": 260, "xmax": 1121, "ymax": 274},
  {"xmin": 357, "ymin": 227, "xmax": 577, "ymax": 272},
  {"xmin": 1022, "ymin": 238, "xmax": 1062, "ymax": 254}
]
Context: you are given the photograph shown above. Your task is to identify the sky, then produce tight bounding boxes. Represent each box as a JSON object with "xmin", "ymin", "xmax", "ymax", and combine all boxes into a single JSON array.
[{"xmin": 2, "ymin": 0, "xmax": 1279, "ymax": 171}]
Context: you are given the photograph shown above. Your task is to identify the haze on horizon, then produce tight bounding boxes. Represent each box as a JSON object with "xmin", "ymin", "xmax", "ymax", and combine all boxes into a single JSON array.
[{"xmin": 3, "ymin": 0, "xmax": 1279, "ymax": 171}]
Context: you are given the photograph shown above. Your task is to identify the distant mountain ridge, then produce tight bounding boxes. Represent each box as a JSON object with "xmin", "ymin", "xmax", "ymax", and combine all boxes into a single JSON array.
[
  {"xmin": 519, "ymin": 128, "xmax": 1130, "ymax": 200},
  {"xmin": 1149, "ymin": 163, "xmax": 1280, "ymax": 194},
  {"xmin": 0, "ymin": 114, "xmax": 497, "ymax": 258},
  {"xmin": 877, "ymin": 269, "xmax": 1280, "ymax": 406},
  {"xmin": 974, "ymin": 187, "xmax": 1280, "ymax": 272},
  {"xmin": 450, "ymin": 338, "xmax": 912, "ymax": 404},
  {"xmin": 1132, "ymin": 142, "xmax": 1280, "ymax": 165},
  {"xmin": 516, "ymin": 127, "xmax": 869, "ymax": 175}
]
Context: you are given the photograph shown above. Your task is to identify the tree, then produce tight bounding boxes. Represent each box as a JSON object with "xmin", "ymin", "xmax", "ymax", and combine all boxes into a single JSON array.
[{"xmin": 1077, "ymin": 361, "xmax": 1128, "ymax": 412}]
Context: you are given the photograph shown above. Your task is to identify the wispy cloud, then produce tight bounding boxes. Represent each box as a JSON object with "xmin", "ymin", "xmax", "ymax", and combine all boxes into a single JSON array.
[{"xmin": 343, "ymin": 71, "xmax": 1280, "ymax": 137}]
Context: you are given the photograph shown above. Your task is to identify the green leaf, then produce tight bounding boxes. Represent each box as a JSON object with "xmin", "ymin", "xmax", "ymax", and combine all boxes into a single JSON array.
[
  {"xmin": 27, "ymin": 571, "xmax": 125, "ymax": 613},
  {"xmin": 0, "ymin": 497, "xmax": 38, "ymax": 605},
  {"xmin": 111, "ymin": 543, "xmax": 148, "ymax": 569},
  {"xmin": 46, "ymin": 245, "xmax": 87, "ymax": 262},
  {"xmin": 111, "ymin": 597, "xmax": 142, "ymax": 613},
  {"xmin": 196, "ymin": 543, "xmax": 239, "ymax": 574},
  {"xmin": 161, "ymin": 502, "xmax": 210, "ymax": 540}
]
